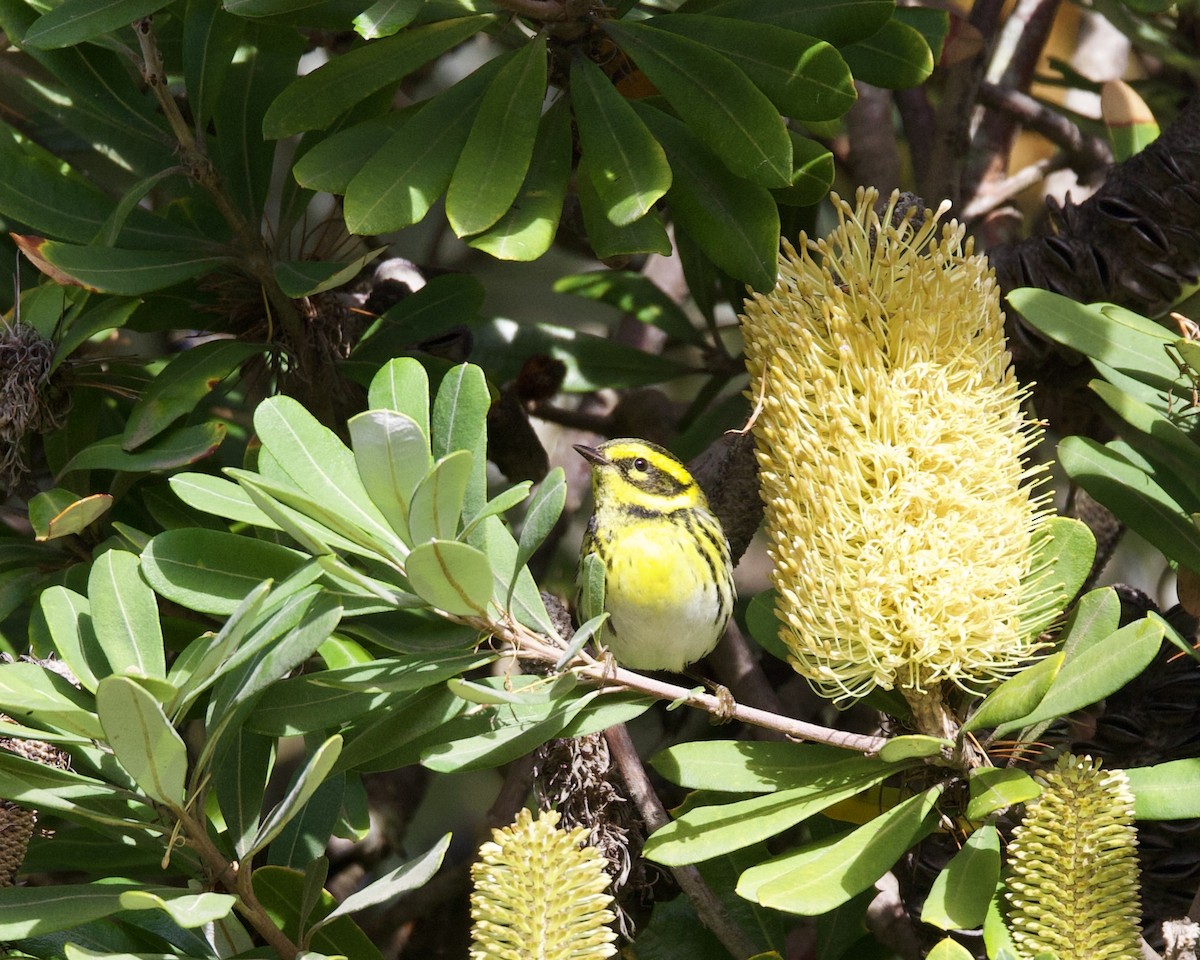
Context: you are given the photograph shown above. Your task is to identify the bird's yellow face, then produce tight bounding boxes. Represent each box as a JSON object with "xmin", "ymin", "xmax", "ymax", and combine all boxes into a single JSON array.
[{"xmin": 574, "ymin": 439, "xmax": 707, "ymax": 516}]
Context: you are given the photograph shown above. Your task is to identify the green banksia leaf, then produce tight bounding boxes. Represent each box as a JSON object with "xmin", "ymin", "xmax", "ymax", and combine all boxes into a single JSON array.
[
  {"xmin": 741, "ymin": 188, "xmax": 1056, "ymax": 703},
  {"xmin": 469, "ymin": 808, "xmax": 617, "ymax": 960},
  {"xmin": 1006, "ymin": 754, "xmax": 1141, "ymax": 960}
]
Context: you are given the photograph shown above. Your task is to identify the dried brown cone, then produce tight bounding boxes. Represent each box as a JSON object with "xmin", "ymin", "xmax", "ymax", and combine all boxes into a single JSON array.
[
  {"xmin": 992, "ymin": 96, "xmax": 1200, "ymax": 318},
  {"xmin": 532, "ymin": 733, "xmax": 644, "ymax": 938},
  {"xmin": 1, "ymin": 319, "xmax": 66, "ymax": 497},
  {"xmin": 0, "ymin": 709, "xmax": 71, "ymax": 887}
]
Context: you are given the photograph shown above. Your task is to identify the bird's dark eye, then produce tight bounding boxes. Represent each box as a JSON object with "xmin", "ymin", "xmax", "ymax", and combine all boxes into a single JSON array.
[{"xmin": 632, "ymin": 457, "xmax": 649, "ymax": 472}]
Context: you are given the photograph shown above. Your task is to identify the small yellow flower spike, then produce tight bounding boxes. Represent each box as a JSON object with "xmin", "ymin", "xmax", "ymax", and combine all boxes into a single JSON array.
[
  {"xmin": 469, "ymin": 808, "xmax": 617, "ymax": 960},
  {"xmin": 1006, "ymin": 754, "xmax": 1142, "ymax": 960},
  {"xmin": 741, "ymin": 188, "xmax": 1055, "ymax": 705}
]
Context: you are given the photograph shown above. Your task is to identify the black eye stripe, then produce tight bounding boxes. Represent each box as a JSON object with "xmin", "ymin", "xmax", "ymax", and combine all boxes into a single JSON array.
[{"xmin": 615, "ymin": 456, "xmax": 689, "ymax": 497}]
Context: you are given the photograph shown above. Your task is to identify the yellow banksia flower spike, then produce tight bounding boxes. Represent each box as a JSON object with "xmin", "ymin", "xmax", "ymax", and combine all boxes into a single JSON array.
[
  {"xmin": 469, "ymin": 808, "xmax": 617, "ymax": 960},
  {"xmin": 741, "ymin": 188, "xmax": 1055, "ymax": 717},
  {"xmin": 1006, "ymin": 754, "xmax": 1142, "ymax": 960}
]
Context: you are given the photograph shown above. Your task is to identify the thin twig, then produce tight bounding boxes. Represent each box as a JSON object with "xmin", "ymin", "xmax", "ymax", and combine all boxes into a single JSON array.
[
  {"xmin": 962, "ymin": 153, "xmax": 1066, "ymax": 220},
  {"xmin": 492, "ymin": 618, "xmax": 891, "ymax": 755},
  {"xmin": 976, "ymin": 82, "xmax": 1112, "ymax": 175},
  {"xmin": 604, "ymin": 723, "xmax": 761, "ymax": 960}
]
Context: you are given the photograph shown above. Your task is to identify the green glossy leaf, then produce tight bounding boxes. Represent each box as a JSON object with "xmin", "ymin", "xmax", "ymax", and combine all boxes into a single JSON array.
[
  {"xmin": 472, "ymin": 514, "xmax": 558, "ymax": 637},
  {"xmin": 252, "ymin": 866, "xmax": 384, "ymax": 960},
  {"xmin": 58, "ymin": 422, "xmax": 226, "ymax": 477},
  {"xmin": 965, "ymin": 768, "xmax": 1040, "ymax": 821},
  {"xmin": 348, "ymin": 409, "xmax": 431, "ymax": 542},
  {"xmin": 52, "ymin": 297, "xmax": 141, "ymax": 372},
  {"xmin": 651, "ymin": 739, "xmax": 863, "ymax": 792},
  {"xmin": 430, "ymin": 362, "xmax": 489, "ymax": 514},
  {"xmin": 406, "ymin": 539, "xmax": 492, "ymax": 615},
  {"xmin": 878, "ymin": 735, "xmax": 950, "ymax": 763},
  {"xmin": 28, "ymin": 489, "xmax": 112, "ymax": 541},
  {"xmin": 553, "ymin": 270, "xmax": 702, "ymax": 346},
  {"xmin": 274, "ymin": 248, "xmax": 383, "ymax": 298},
  {"xmin": 927, "ymin": 937, "xmax": 977, "ymax": 960},
  {"xmin": 117, "ymin": 889, "xmax": 237, "ymax": 927},
  {"xmin": 23, "ymin": 0, "xmax": 174, "ymax": 49},
  {"xmin": 577, "ymin": 551, "xmax": 606, "ymax": 630},
  {"xmin": 514, "ymin": 468, "xmax": 566, "ymax": 576},
  {"xmin": 89, "ymin": 549, "xmax": 165, "ymax": 678},
  {"xmin": 1022, "ymin": 516, "xmax": 1095, "ymax": 629},
  {"xmin": 141, "ymin": 528, "xmax": 307, "ymax": 615},
  {"xmin": 421, "ymin": 688, "xmax": 593, "ymax": 773},
  {"xmin": 921, "ymin": 824, "xmax": 1000, "ymax": 930},
  {"xmin": 95, "ymin": 676, "xmax": 187, "ymax": 807},
  {"xmin": 255, "ymin": 395, "xmax": 405, "ymax": 554},
  {"xmin": 467, "ymin": 96, "xmax": 571, "ymax": 260},
  {"xmin": 1090, "ymin": 378, "xmax": 1200, "ymax": 511},
  {"xmin": 332, "ymin": 686, "xmax": 467, "ymax": 772},
  {"xmin": 649, "ymin": 14, "xmax": 856, "ymax": 121},
  {"xmin": 0, "ymin": 661, "xmax": 103, "ymax": 739},
  {"xmin": 408, "ymin": 450, "xmax": 472, "ymax": 544},
  {"xmin": 14, "ymin": 236, "xmax": 228, "ymax": 295},
  {"xmin": 962, "ymin": 652, "xmax": 1063, "ymax": 735},
  {"xmin": 246, "ymin": 735, "xmax": 344, "ymax": 859},
  {"xmin": 368, "ymin": 357, "xmax": 431, "ymax": 431},
  {"xmin": 699, "ymin": 0, "xmax": 894, "ymax": 46},
  {"xmin": 0, "ymin": 883, "xmax": 158, "ymax": 937},
  {"xmin": 839, "ymin": 17, "xmax": 932, "ymax": 89},
  {"xmin": 0, "ymin": 751, "xmax": 154, "ymax": 829},
  {"xmin": 604, "ymin": 20, "xmax": 791, "ymax": 188},
  {"xmin": 314, "ymin": 833, "xmax": 450, "ymax": 930},
  {"xmin": 1009, "ymin": 289, "xmax": 1178, "ymax": 391},
  {"xmin": 354, "ymin": 0, "xmax": 420, "ymax": 37},
  {"xmin": 293, "ymin": 113, "xmax": 409, "ymax": 193},
  {"xmin": 774, "ymin": 131, "xmax": 835, "ymax": 206},
  {"xmin": 736, "ymin": 785, "xmax": 943, "ymax": 914},
  {"xmin": 570, "ymin": 55, "xmax": 671, "ymax": 226},
  {"xmin": 311, "ymin": 651, "xmax": 495, "ymax": 692},
  {"xmin": 575, "ymin": 157, "xmax": 673, "ymax": 260},
  {"xmin": 123, "ymin": 340, "xmax": 264, "ymax": 450},
  {"xmin": 263, "ymin": 16, "xmax": 493, "ymax": 136},
  {"xmin": 634, "ymin": 102, "xmax": 779, "ymax": 291},
  {"xmin": 994, "ymin": 618, "xmax": 1165, "ymax": 738},
  {"xmin": 268, "ymin": 769, "xmax": 344, "ymax": 867},
  {"xmin": 1126, "ymin": 758, "xmax": 1200, "ymax": 819},
  {"xmin": 645, "ymin": 756, "xmax": 901, "ymax": 865},
  {"xmin": 183, "ymin": 0, "xmax": 245, "ymax": 132},
  {"xmin": 460, "ymin": 482, "xmax": 531, "ymax": 542},
  {"xmin": 214, "ymin": 728, "xmax": 273, "ymax": 856},
  {"xmin": 169, "ymin": 472, "xmax": 275, "ymax": 526},
  {"xmin": 344, "ymin": 58, "xmax": 503, "ymax": 233},
  {"xmin": 446, "ymin": 36, "xmax": 547, "ymax": 237},
  {"xmin": 1060, "ymin": 435, "xmax": 1200, "ymax": 571},
  {"xmin": 34, "ymin": 586, "xmax": 103, "ymax": 691}
]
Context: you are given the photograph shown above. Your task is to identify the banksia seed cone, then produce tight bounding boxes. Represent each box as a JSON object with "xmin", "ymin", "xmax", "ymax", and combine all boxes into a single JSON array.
[
  {"xmin": 741, "ymin": 188, "xmax": 1055, "ymax": 707},
  {"xmin": 469, "ymin": 808, "xmax": 617, "ymax": 960},
  {"xmin": 1006, "ymin": 754, "xmax": 1141, "ymax": 960}
]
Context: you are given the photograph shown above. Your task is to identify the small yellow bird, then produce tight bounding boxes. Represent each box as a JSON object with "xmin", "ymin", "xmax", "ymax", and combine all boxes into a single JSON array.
[{"xmin": 575, "ymin": 439, "xmax": 735, "ymax": 672}]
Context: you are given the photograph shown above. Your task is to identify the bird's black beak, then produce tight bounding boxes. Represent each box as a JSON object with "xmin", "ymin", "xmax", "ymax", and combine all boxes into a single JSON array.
[{"xmin": 573, "ymin": 444, "xmax": 608, "ymax": 467}]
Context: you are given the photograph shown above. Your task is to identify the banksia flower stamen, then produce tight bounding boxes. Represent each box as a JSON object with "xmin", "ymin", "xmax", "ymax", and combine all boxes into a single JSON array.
[
  {"xmin": 741, "ymin": 189, "xmax": 1055, "ymax": 715},
  {"xmin": 469, "ymin": 808, "xmax": 617, "ymax": 960},
  {"xmin": 1006, "ymin": 754, "xmax": 1142, "ymax": 960}
]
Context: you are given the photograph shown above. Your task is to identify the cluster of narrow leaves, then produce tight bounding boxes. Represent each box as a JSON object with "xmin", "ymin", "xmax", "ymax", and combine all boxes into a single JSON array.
[
  {"xmin": 1013, "ymin": 288, "xmax": 1200, "ymax": 582},
  {"xmin": 0, "ymin": 0, "xmax": 938, "ymax": 307},
  {"xmin": 283, "ymin": 0, "xmax": 939, "ymax": 289},
  {"xmin": 0, "ymin": 357, "xmax": 651, "ymax": 957}
]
